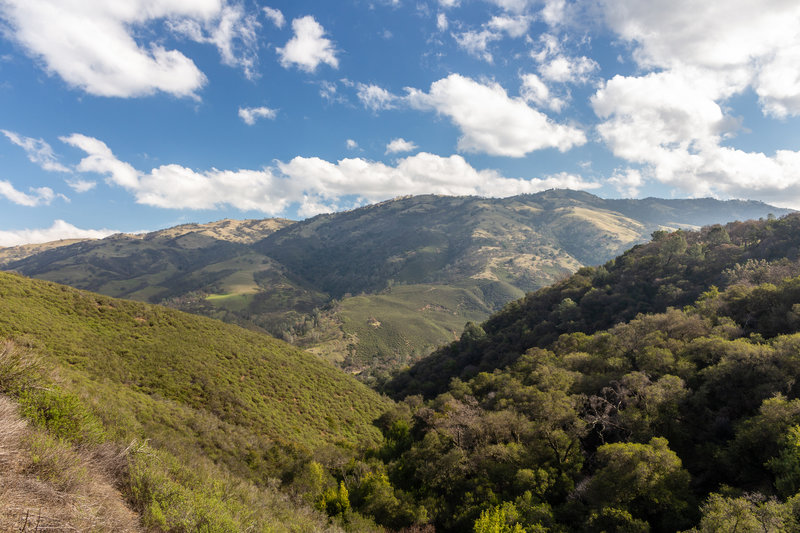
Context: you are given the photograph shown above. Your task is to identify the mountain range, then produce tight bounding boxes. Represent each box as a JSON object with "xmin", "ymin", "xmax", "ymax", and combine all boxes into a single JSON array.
[{"xmin": 1, "ymin": 190, "xmax": 791, "ymax": 380}]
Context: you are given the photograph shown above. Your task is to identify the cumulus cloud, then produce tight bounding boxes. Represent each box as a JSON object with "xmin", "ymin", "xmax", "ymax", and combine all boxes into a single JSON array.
[
  {"xmin": 346, "ymin": 139, "xmax": 359, "ymax": 150},
  {"xmin": 0, "ymin": 220, "xmax": 116, "ymax": 247},
  {"xmin": 169, "ymin": 3, "xmax": 260, "ymax": 80},
  {"xmin": 238, "ymin": 106, "xmax": 278, "ymax": 125},
  {"xmin": 263, "ymin": 6, "xmax": 285, "ymax": 28},
  {"xmin": 277, "ymin": 16, "xmax": 338, "ymax": 72},
  {"xmin": 60, "ymin": 134, "xmax": 598, "ymax": 217},
  {"xmin": 487, "ymin": 15, "xmax": 531, "ymax": 38},
  {"xmin": 406, "ymin": 74, "xmax": 586, "ymax": 157},
  {"xmin": 520, "ymin": 73, "xmax": 565, "ymax": 112},
  {"xmin": 608, "ymin": 168, "xmax": 644, "ymax": 197},
  {"xmin": 451, "ymin": 14, "xmax": 530, "ymax": 62},
  {"xmin": 592, "ymin": 69, "xmax": 800, "ymax": 205},
  {"xmin": 590, "ymin": 0, "xmax": 800, "ymax": 204},
  {"xmin": 437, "ymin": 13, "xmax": 448, "ymax": 31},
  {"xmin": 0, "ymin": 180, "xmax": 57, "ymax": 207},
  {"xmin": 538, "ymin": 55, "xmax": 598, "ymax": 84},
  {"xmin": 601, "ymin": 0, "xmax": 800, "ymax": 117},
  {"xmin": 2, "ymin": 130, "xmax": 69, "ymax": 172},
  {"xmin": 386, "ymin": 138, "xmax": 418, "ymax": 154},
  {"xmin": 0, "ymin": 0, "xmax": 261, "ymax": 98},
  {"xmin": 66, "ymin": 179, "xmax": 97, "ymax": 193},
  {"xmin": 485, "ymin": 0, "xmax": 536, "ymax": 13},
  {"xmin": 357, "ymin": 83, "xmax": 399, "ymax": 111}
]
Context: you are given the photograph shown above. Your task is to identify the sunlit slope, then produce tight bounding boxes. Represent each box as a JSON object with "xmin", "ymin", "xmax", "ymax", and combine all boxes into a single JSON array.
[{"xmin": 0, "ymin": 271, "xmax": 390, "ymax": 448}]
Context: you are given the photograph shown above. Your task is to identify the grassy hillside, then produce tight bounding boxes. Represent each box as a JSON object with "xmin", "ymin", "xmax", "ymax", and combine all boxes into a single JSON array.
[
  {"xmin": 0, "ymin": 271, "xmax": 389, "ymax": 448},
  {"xmin": 0, "ymin": 272, "xmax": 394, "ymax": 530},
  {"xmin": 5, "ymin": 192, "xmax": 790, "ymax": 379}
]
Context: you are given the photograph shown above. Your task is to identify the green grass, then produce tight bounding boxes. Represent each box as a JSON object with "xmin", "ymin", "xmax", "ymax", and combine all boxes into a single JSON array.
[
  {"xmin": 333, "ymin": 283, "xmax": 493, "ymax": 372},
  {"xmin": 0, "ymin": 271, "xmax": 391, "ymax": 450},
  {"xmin": 0, "ymin": 271, "xmax": 393, "ymax": 530}
]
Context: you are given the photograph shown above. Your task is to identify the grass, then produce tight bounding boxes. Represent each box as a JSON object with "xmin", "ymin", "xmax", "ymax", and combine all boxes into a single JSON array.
[
  {"xmin": 0, "ymin": 273, "xmax": 389, "ymax": 530},
  {"xmin": 333, "ymin": 283, "xmax": 493, "ymax": 373},
  {"xmin": 0, "ymin": 271, "xmax": 390, "ymax": 449}
]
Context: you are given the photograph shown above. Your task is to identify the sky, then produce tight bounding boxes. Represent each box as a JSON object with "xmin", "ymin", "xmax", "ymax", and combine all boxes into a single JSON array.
[{"xmin": 1, "ymin": 0, "xmax": 800, "ymax": 246}]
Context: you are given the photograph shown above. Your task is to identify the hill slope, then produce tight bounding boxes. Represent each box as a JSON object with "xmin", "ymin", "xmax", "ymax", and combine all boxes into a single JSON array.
[
  {"xmin": 4, "ymin": 191, "xmax": 790, "ymax": 378},
  {"xmin": 387, "ymin": 212, "xmax": 800, "ymax": 398},
  {"xmin": 0, "ymin": 271, "xmax": 388, "ymax": 448},
  {"xmin": 357, "ymin": 213, "xmax": 800, "ymax": 532}
]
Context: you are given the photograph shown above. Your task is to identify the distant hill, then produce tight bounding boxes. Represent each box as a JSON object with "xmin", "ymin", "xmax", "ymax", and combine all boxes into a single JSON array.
[{"xmin": 3, "ymin": 191, "xmax": 791, "ymax": 379}]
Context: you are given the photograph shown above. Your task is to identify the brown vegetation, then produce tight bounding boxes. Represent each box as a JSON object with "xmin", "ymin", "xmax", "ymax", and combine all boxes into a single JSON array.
[{"xmin": 0, "ymin": 395, "xmax": 142, "ymax": 532}]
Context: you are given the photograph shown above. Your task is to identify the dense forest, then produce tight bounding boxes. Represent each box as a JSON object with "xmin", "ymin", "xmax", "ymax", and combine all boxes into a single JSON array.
[{"xmin": 327, "ymin": 213, "xmax": 800, "ymax": 531}]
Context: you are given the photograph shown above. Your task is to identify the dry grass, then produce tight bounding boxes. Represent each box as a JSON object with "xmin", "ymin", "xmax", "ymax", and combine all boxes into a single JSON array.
[{"xmin": 0, "ymin": 396, "xmax": 143, "ymax": 532}]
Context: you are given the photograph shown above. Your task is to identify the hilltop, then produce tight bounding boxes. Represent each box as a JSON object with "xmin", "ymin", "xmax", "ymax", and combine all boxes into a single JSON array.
[{"xmin": 4, "ymin": 191, "xmax": 790, "ymax": 379}]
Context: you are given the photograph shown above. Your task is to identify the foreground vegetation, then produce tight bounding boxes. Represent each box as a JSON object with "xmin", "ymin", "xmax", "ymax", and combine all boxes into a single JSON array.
[
  {"xmin": 349, "ymin": 213, "xmax": 800, "ymax": 531},
  {"xmin": 0, "ymin": 272, "xmax": 394, "ymax": 531}
]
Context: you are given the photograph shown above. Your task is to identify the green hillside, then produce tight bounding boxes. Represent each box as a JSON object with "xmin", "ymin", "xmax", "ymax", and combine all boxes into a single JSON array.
[
  {"xmin": 4, "ymin": 192, "xmax": 790, "ymax": 379},
  {"xmin": 0, "ymin": 271, "xmax": 392, "ymax": 531},
  {"xmin": 387, "ymin": 214, "xmax": 800, "ymax": 398}
]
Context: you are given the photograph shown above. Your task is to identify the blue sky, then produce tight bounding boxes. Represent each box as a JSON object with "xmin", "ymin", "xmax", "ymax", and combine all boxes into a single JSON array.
[{"xmin": 1, "ymin": 0, "xmax": 800, "ymax": 245}]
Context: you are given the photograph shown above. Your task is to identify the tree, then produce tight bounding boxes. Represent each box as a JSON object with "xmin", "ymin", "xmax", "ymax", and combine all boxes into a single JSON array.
[{"xmin": 587, "ymin": 437, "xmax": 691, "ymax": 531}]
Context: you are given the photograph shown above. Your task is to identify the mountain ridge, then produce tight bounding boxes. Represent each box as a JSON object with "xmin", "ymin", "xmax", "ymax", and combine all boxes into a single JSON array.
[{"xmin": 3, "ymin": 191, "xmax": 791, "ymax": 379}]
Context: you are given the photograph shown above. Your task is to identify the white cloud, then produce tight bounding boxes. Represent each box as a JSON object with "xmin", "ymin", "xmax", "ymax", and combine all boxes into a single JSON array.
[
  {"xmin": 541, "ymin": 0, "xmax": 567, "ymax": 26},
  {"xmin": 0, "ymin": 0, "xmax": 262, "ymax": 98},
  {"xmin": 357, "ymin": 83, "xmax": 399, "ymax": 111},
  {"xmin": 2, "ymin": 129, "xmax": 69, "ymax": 172},
  {"xmin": 437, "ymin": 13, "xmax": 449, "ymax": 31},
  {"xmin": 453, "ymin": 30, "xmax": 501, "ymax": 62},
  {"xmin": 592, "ymin": 69, "xmax": 800, "ymax": 204},
  {"xmin": 61, "ymin": 134, "xmax": 140, "ymax": 189},
  {"xmin": 263, "ymin": 6, "xmax": 285, "ymax": 29},
  {"xmin": 0, "ymin": 220, "xmax": 116, "ymax": 247},
  {"xmin": 520, "ymin": 73, "xmax": 565, "ymax": 112},
  {"xmin": 608, "ymin": 168, "xmax": 644, "ymax": 197},
  {"xmin": 601, "ymin": 0, "xmax": 800, "ymax": 117},
  {"xmin": 485, "ymin": 0, "xmax": 536, "ymax": 13},
  {"xmin": 169, "ymin": 3, "xmax": 261, "ymax": 80},
  {"xmin": 487, "ymin": 15, "xmax": 531, "ymax": 38},
  {"xmin": 385, "ymin": 138, "xmax": 418, "ymax": 154},
  {"xmin": 346, "ymin": 139, "xmax": 359, "ymax": 150},
  {"xmin": 0, "ymin": 180, "xmax": 57, "ymax": 207},
  {"xmin": 589, "ymin": 0, "xmax": 800, "ymax": 204},
  {"xmin": 538, "ymin": 55, "xmax": 598, "ymax": 84},
  {"xmin": 277, "ymin": 16, "xmax": 338, "ymax": 73},
  {"xmin": 438, "ymin": 0, "xmax": 460, "ymax": 8},
  {"xmin": 66, "ymin": 179, "xmax": 97, "ymax": 193},
  {"xmin": 406, "ymin": 74, "xmax": 586, "ymax": 157},
  {"xmin": 59, "ymin": 133, "xmax": 598, "ymax": 217},
  {"xmin": 238, "ymin": 106, "xmax": 278, "ymax": 125}
]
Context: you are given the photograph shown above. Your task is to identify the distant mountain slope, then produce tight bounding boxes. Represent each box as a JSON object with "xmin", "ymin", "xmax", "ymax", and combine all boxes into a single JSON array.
[
  {"xmin": 4, "ymin": 191, "xmax": 791, "ymax": 378},
  {"xmin": 386, "ymin": 212, "xmax": 800, "ymax": 398}
]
